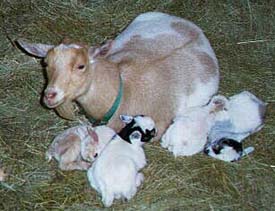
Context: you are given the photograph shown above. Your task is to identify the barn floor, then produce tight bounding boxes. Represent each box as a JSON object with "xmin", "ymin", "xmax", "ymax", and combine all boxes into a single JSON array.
[{"xmin": 0, "ymin": 1, "xmax": 275, "ymax": 210}]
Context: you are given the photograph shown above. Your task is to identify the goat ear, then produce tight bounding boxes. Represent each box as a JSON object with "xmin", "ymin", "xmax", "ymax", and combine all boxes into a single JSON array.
[
  {"xmin": 81, "ymin": 129, "xmax": 94, "ymax": 151},
  {"xmin": 99, "ymin": 40, "xmax": 113, "ymax": 56},
  {"xmin": 87, "ymin": 127, "xmax": 99, "ymax": 145},
  {"xmin": 16, "ymin": 39, "xmax": 53, "ymax": 58},
  {"xmin": 120, "ymin": 115, "xmax": 133, "ymax": 124},
  {"xmin": 88, "ymin": 40, "xmax": 113, "ymax": 61},
  {"xmin": 211, "ymin": 95, "xmax": 228, "ymax": 111}
]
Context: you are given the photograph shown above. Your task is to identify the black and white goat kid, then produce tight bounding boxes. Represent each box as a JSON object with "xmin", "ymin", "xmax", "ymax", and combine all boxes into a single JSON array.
[{"xmin": 204, "ymin": 138, "xmax": 254, "ymax": 162}]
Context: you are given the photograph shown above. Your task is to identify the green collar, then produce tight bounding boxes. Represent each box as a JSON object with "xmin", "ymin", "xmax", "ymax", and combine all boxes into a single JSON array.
[{"xmin": 82, "ymin": 74, "xmax": 123, "ymax": 126}]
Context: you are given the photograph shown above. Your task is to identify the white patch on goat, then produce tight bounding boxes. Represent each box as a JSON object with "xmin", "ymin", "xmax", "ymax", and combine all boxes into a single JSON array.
[
  {"xmin": 176, "ymin": 77, "xmax": 219, "ymax": 116},
  {"xmin": 161, "ymin": 109, "xmax": 215, "ymax": 156},
  {"xmin": 163, "ymin": 109, "xmax": 209, "ymax": 155},
  {"xmin": 110, "ymin": 12, "xmax": 217, "ymax": 62},
  {"xmin": 134, "ymin": 12, "xmax": 169, "ymax": 22},
  {"xmin": 110, "ymin": 12, "xmax": 182, "ymax": 53},
  {"xmin": 134, "ymin": 116, "xmax": 155, "ymax": 132},
  {"xmin": 228, "ymin": 91, "xmax": 264, "ymax": 133},
  {"xmin": 55, "ymin": 44, "xmax": 81, "ymax": 51}
]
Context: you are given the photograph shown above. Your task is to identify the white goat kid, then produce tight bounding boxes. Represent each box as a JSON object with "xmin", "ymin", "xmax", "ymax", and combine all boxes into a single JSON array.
[
  {"xmin": 207, "ymin": 91, "xmax": 266, "ymax": 143},
  {"xmin": 204, "ymin": 91, "xmax": 266, "ymax": 162},
  {"xmin": 87, "ymin": 115, "xmax": 156, "ymax": 207},
  {"xmin": 161, "ymin": 95, "xmax": 228, "ymax": 156},
  {"xmin": 17, "ymin": 12, "xmax": 219, "ymax": 138},
  {"xmin": 46, "ymin": 125, "xmax": 115, "ymax": 170}
]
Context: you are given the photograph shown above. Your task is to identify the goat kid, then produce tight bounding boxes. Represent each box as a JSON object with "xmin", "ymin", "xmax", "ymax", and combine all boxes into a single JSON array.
[
  {"xmin": 46, "ymin": 125, "xmax": 115, "ymax": 171},
  {"xmin": 204, "ymin": 138, "xmax": 255, "ymax": 162},
  {"xmin": 161, "ymin": 95, "xmax": 228, "ymax": 156},
  {"xmin": 204, "ymin": 91, "xmax": 266, "ymax": 162},
  {"xmin": 207, "ymin": 91, "xmax": 266, "ymax": 143},
  {"xmin": 17, "ymin": 12, "xmax": 219, "ymax": 139},
  {"xmin": 87, "ymin": 115, "xmax": 156, "ymax": 207}
]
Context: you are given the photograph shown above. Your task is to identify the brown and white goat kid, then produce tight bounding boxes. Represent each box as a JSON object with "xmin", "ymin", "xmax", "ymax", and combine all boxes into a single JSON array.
[
  {"xmin": 17, "ymin": 12, "xmax": 219, "ymax": 138},
  {"xmin": 46, "ymin": 125, "xmax": 115, "ymax": 171}
]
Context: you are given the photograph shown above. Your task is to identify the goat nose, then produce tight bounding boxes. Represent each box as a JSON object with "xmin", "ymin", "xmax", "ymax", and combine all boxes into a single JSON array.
[{"xmin": 45, "ymin": 91, "xmax": 57, "ymax": 100}]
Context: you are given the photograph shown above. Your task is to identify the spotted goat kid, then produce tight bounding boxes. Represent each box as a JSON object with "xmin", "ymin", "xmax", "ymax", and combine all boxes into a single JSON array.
[
  {"xmin": 87, "ymin": 115, "xmax": 157, "ymax": 207},
  {"xmin": 204, "ymin": 138, "xmax": 255, "ymax": 162}
]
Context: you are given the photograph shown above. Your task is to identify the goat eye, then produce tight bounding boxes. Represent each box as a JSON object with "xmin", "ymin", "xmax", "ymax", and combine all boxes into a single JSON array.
[{"xmin": 77, "ymin": 64, "xmax": 85, "ymax": 70}]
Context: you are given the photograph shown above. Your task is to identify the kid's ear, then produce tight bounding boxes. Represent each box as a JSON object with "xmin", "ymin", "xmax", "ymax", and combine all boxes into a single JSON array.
[
  {"xmin": 120, "ymin": 115, "xmax": 134, "ymax": 124},
  {"xmin": 87, "ymin": 127, "xmax": 99, "ymax": 145},
  {"xmin": 210, "ymin": 95, "xmax": 229, "ymax": 112},
  {"xmin": 16, "ymin": 39, "xmax": 54, "ymax": 58}
]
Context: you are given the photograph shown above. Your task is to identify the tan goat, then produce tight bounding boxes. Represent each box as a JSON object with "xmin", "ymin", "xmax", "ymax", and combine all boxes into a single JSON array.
[{"xmin": 17, "ymin": 12, "xmax": 219, "ymax": 138}]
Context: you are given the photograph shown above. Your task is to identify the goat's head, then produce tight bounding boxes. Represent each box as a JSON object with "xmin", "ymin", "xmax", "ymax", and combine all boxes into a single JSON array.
[
  {"xmin": 17, "ymin": 39, "xmax": 113, "ymax": 120},
  {"xmin": 204, "ymin": 138, "xmax": 243, "ymax": 162},
  {"xmin": 118, "ymin": 114, "xmax": 157, "ymax": 144}
]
